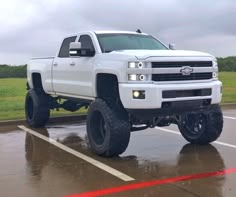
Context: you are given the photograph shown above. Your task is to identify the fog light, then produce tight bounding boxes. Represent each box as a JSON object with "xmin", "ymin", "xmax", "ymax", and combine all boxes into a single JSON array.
[
  {"xmin": 133, "ymin": 90, "xmax": 145, "ymax": 99},
  {"xmin": 133, "ymin": 91, "xmax": 140, "ymax": 98}
]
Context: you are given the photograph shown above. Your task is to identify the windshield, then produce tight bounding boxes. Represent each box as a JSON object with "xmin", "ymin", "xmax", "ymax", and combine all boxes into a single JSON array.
[{"xmin": 97, "ymin": 33, "xmax": 168, "ymax": 53}]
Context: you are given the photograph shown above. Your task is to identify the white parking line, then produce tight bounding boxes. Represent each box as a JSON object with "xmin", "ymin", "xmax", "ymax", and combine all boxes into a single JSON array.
[
  {"xmin": 224, "ymin": 116, "xmax": 236, "ymax": 120},
  {"xmin": 18, "ymin": 125, "xmax": 135, "ymax": 182},
  {"xmin": 155, "ymin": 127, "xmax": 236, "ymax": 149}
]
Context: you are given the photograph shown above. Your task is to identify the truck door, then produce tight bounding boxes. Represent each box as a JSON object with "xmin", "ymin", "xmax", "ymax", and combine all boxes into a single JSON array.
[
  {"xmin": 72, "ymin": 34, "xmax": 96, "ymax": 97},
  {"xmin": 52, "ymin": 36, "xmax": 77, "ymax": 95}
]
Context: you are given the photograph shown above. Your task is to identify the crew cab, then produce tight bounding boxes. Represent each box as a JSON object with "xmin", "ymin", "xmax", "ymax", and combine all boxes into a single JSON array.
[{"xmin": 25, "ymin": 30, "xmax": 223, "ymax": 157}]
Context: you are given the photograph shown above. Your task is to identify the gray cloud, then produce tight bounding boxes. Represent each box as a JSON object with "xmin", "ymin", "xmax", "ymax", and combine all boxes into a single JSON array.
[{"xmin": 0, "ymin": 0, "xmax": 235, "ymax": 64}]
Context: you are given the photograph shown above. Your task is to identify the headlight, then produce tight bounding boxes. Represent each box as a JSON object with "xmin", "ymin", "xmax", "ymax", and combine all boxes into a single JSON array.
[
  {"xmin": 212, "ymin": 59, "xmax": 218, "ymax": 79},
  {"xmin": 128, "ymin": 62, "xmax": 150, "ymax": 81},
  {"xmin": 128, "ymin": 74, "xmax": 147, "ymax": 81},
  {"xmin": 137, "ymin": 62, "xmax": 144, "ymax": 69},
  {"xmin": 213, "ymin": 71, "xmax": 218, "ymax": 78},
  {"xmin": 128, "ymin": 62, "xmax": 145, "ymax": 69},
  {"xmin": 128, "ymin": 74, "xmax": 138, "ymax": 81},
  {"xmin": 128, "ymin": 62, "xmax": 136, "ymax": 68},
  {"xmin": 139, "ymin": 74, "xmax": 146, "ymax": 81},
  {"xmin": 213, "ymin": 59, "xmax": 218, "ymax": 67}
]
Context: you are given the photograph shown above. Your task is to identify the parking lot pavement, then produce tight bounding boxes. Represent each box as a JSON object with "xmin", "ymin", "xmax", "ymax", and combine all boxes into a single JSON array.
[{"xmin": 0, "ymin": 109, "xmax": 236, "ymax": 197}]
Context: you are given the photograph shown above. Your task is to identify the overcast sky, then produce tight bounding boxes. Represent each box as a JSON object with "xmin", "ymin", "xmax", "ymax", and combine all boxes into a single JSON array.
[{"xmin": 0, "ymin": 0, "xmax": 236, "ymax": 65}]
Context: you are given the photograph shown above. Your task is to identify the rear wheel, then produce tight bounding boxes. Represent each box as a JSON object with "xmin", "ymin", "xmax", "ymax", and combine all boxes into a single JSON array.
[
  {"xmin": 178, "ymin": 104, "xmax": 223, "ymax": 144},
  {"xmin": 86, "ymin": 99, "xmax": 130, "ymax": 157},
  {"xmin": 25, "ymin": 89, "xmax": 50, "ymax": 128}
]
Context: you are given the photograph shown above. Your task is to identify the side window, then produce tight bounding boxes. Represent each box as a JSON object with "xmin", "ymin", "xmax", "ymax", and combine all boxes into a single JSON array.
[
  {"xmin": 58, "ymin": 36, "xmax": 77, "ymax": 57},
  {"xmin": 79, "ymin": 35, "xmax": 95, "ymax": 51}
]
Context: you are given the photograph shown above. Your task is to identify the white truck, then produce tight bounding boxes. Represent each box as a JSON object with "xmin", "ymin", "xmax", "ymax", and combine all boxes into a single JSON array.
[{"xmin": 26, "ymin": 30, "xmax": 223, "ymax": 157}]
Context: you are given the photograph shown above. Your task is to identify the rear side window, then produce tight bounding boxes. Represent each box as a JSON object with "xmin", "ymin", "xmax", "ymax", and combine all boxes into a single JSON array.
[
  {"xmin": 58, "ymin": 36, "xmax": 77, "ymax": 57},
  {"xmin": 79, "ymin": 35, "xmax": 95, "ymax": 51}
]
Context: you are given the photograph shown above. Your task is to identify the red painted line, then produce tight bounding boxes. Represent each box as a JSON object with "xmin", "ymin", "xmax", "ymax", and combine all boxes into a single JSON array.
[{"xmin": 64, "ymin": 168, "xmax": 236, "ymax": 197}]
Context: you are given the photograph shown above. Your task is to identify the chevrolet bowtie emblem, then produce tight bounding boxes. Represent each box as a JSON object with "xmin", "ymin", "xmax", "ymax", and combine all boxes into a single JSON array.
[{"xmin": 180, "ymin": 66, "xmax": 194, "ymax": 75}]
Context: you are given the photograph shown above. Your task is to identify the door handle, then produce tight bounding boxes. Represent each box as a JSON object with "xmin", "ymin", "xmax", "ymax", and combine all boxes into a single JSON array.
[
  {"xmin": 53, "ymin": 62, "xmax": 58, "ymax": 66},
  {"xmin": 70, "ymin": 62, "xmax": 76, "ymax": 66}
]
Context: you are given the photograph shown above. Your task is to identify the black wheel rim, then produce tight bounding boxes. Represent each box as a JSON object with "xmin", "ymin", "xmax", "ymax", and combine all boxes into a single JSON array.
[
  {"xmin": 90, "ymin": 111, "xmax": 107, "ymax": 146},
  {"xmin": 26, "ymin": 96, "xmax": 34, "ymax": 120},
  {"xmin": 182, "ymin": 113, "xmax": 207, "ymax": 138}
]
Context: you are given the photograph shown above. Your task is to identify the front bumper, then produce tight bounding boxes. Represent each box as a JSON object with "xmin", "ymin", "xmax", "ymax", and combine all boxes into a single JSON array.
[{"xmin": 119, "ymin": 80, "xmax": 222, "ymax": 109}]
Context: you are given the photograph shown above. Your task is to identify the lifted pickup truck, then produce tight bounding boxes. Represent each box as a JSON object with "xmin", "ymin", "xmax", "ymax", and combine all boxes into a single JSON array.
[{"xmin": 26, "ymin": 30, "xmax": 223, "ymax": 157}]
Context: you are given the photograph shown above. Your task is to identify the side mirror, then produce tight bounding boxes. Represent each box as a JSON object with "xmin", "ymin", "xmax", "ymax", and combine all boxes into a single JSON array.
[
  {"xmin": 169, "ymin": 43, "xmax": 176, "ymax": 50},
  {"xmin": 69, "ymin": 42, "xmax": 81, "ymax": 56},
  {"xmin": 69, "ymin": 42, "xmax": 95, "ymax": 57}
]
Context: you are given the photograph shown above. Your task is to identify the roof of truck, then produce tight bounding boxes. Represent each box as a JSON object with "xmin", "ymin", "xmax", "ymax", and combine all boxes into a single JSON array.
[{"xmin": 94, "ymin": 30, "xmax": 148, "ymax": 35}]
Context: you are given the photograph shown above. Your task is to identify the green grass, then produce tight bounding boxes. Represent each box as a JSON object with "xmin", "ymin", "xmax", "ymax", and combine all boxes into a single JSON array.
[
  {"xmin": 0, "ymin": 73, "xmax": 236, "ymax": 120},
  {"xmin": 0, "ymin": 78, "xmax": 86, "ymax": 121},
  {"xmin": 219, "ymin": 72, "xmax": 236, "ymax": 103},
  {"xmin": 0, "ymin": 78, "xmax": 26, "ymax": 120}
]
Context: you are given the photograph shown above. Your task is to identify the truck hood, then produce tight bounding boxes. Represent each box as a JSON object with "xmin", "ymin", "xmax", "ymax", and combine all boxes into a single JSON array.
[{"xmin": 110, "ymin": 50, "xmax": 213, "ymax": 60}]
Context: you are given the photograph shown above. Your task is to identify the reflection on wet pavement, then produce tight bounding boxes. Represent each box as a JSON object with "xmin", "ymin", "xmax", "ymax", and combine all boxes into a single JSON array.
[{"xmin": 0, "ymin": 109, "xmax": 236, "ymax": 197}]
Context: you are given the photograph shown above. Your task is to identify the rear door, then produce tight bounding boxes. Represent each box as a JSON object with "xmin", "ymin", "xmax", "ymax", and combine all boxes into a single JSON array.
[{"xmin": 52, "ymin": 36, "xmax": 77, "ymax": 95}]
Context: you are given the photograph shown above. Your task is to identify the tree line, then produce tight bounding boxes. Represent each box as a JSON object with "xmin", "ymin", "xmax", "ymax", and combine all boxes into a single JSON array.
[
  {"xmin": 0, "ymin": 64, "xmax": 27, "ymax": 78},
  {"xmin": 0, "ymin": 56, "xmax": 235, "ymax": 78},
  {"xmin": 217, "ymin": 56, "xmax": 236, "ymax": 72}
]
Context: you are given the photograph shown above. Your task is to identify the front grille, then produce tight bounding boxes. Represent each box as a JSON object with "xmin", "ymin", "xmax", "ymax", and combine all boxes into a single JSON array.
[
  {"xmin": 162, "ymin": 89, "xmax": 212, "ymax": 98},
  {"xmin": 152, "ymin": 73, "xmax": 212, "ymax": 82},
  {"xmin": 152, "ymin": 61, "xmax": 212, "ymax": 68}
]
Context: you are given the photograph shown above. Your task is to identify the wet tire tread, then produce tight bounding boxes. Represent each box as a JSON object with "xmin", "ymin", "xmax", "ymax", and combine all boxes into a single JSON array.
[
  {"xmin": 87, "ymin": 99, "xmax": 130, "ymax": 157},
  {"xmin": 178, "ymin": 104, "xmax": 223, "ymax": 144},
  {"xmin": 25, "ymin": 89, "xmax": 50, "ymax": 128}
]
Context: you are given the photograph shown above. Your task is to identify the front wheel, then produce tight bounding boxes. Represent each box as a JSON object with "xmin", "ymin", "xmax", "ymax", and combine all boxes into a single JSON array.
[
  {"xmin": 86, "ymin": 99, "xmax": 130, "ymax": 157},
  {"xmin": 178, "ymin": 104, "xmax": 223, "ymax": 144}
]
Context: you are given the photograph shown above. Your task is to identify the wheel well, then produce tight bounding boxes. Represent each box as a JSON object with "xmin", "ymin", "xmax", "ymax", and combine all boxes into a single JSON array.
[
  {"xmin": 96, "ymin": 74, "xmax": 119, "ymax": 100},
  {"xmin": 32, "ymin": 73, "xmax": 43, "ymax": 91}
]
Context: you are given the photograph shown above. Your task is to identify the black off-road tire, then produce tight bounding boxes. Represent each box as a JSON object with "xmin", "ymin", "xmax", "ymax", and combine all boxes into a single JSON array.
[
  {"xmin": 86, "ymin": 99, "xmax": 130, "ymax": 157},
  {"xmin": 25, "ymin": 89, "xmax": 50, "ymax": 128},
  {"xmin": 178, "ymin": 104, "xmax": 223, "ymax": 144}
]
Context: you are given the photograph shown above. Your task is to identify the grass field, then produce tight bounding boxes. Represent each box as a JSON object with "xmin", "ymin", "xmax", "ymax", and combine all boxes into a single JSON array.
[
  {"xmin": 219, "ymin": 72, "xmax": 236, "ymax": 103},
  {"xmin": 0, "ymin": 73, "xmax": 235, "ymax": 120},
  {"xmin": 0, "ymin": 78, "xmax": 86, "ymax": 120}
]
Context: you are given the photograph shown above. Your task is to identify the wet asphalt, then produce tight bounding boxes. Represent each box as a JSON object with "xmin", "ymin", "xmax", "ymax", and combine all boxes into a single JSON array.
[{"xmin": 1, "ymin": 108, "xmax": 236, "ymax": 197}]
